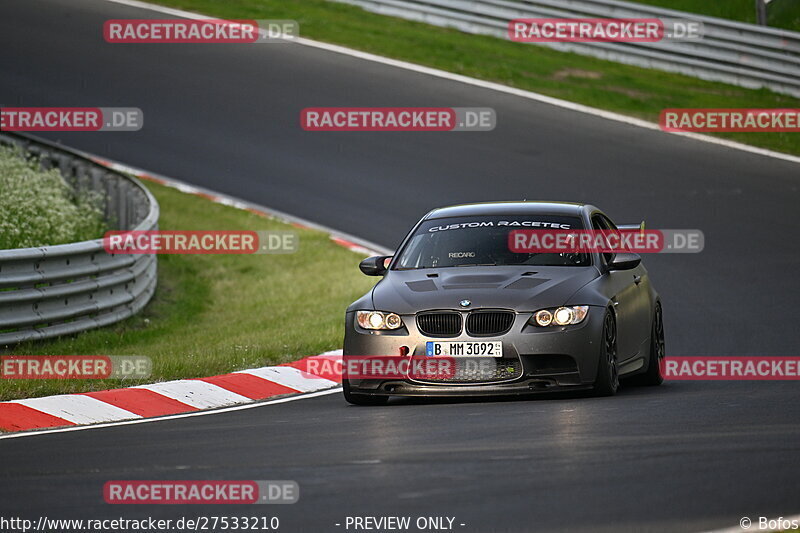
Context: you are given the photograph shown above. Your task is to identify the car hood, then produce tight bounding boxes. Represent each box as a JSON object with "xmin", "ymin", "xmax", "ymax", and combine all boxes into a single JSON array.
[{"xmin": 371, "ymin": 266, "xmax": 599, "ymax": 314}]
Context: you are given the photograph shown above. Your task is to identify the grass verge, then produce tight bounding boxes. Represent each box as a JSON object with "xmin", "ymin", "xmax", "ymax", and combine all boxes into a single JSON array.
[
  {"xmin": 1, "ymin": 180, "xmax": 375, "ymax": 401},
  {"xmin": 626, "ymin": 0, "xmax": 800, "ymax": 32},
  {"xmin": 148, "ymin": 0, "xmax": 799, "ymax": 156}
]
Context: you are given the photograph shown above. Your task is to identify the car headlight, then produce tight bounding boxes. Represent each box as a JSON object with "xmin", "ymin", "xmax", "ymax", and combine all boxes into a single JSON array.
[
  {"xmin": 531, "ymin": 306, "xmax": 589, "ymax": 327},
  {"xmin": 356, "ymin": 310, "xmax": 405, "ymax": 330},
  {"xmin": 533, "ymin": 309, "xmax": 553, "ymax": 326}
]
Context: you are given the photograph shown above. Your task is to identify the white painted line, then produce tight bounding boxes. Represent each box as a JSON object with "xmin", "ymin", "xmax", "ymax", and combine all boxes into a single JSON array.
[
  {"xmin": 134, "ymin": 380, "xmax": 252, "ymax": 409},
  {"xmin": 0, "ymin": 388, "xmax": 342, "ymax": 441},
  {"xmin": 12, "ymin": 395, "xmax": 140, "ymax": 425},
  {"xmin": 87, "ymin": 156, "xmax": 391, "ymax": 257},
  {"xmin": 238, "ymin": 366, "xmax": 339, "ymax": 392},
  {"xmin": 103, "ymin": 0, "xmax": 800, "ymax": 165},
  {"xmin": 333, "ymin": 239, "xmax": 375, "ymax": 256}
]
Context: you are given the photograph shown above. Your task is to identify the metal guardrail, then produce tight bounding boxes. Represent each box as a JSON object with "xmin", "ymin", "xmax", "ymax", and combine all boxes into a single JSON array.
[
  {"xmin": 0, "ymin": 133, "xmax": 159, "ymax": 346},
  {"xmin": 329, "ymin": 0, "xmax": 800, "ymax": 97}
]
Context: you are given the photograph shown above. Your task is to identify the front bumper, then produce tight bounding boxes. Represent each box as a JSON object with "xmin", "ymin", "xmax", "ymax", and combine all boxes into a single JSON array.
[{"xmin": 343, "ymin": 307, "xmax": 605, "ymax": 397}]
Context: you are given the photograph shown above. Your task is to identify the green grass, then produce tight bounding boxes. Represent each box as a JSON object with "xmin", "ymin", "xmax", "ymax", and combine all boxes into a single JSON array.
[
  {"xmin": 147, "ymin": 0, "xmax": 799, "ymax": 156},
  {"xmin": 0, "ymin": 180, "xmax": 375, "ymax": 401},
  {"xmin": 626, "ymin": 0, "xmax": 800, "ymax": 32},
  {"xmin": 0, "ymin": 146, "xmax": 107, "ymax": 249}
]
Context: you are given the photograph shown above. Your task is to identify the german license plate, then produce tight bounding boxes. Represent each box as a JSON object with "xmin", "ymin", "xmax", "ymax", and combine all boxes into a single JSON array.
[{"xmin": 425, "ymin": 341, "xmax": 503, "ymax": 357}]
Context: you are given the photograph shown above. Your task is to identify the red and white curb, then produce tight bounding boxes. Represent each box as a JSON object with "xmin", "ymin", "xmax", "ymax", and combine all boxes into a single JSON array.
[{"xmin": 0, "ymin": 351, "xmax": 344, "ymax": 432}]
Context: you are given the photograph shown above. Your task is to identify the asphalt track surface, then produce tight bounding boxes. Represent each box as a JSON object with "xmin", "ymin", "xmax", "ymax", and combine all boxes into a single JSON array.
[{"xmin": 1, "ymin": 0, "xmax": 799, "ymax": 531}]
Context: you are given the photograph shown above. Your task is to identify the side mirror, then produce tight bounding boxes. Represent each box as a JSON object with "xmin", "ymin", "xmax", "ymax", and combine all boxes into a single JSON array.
[
  {"xmin": 608, "ymin": 252, "xmax": 641, "ymax": 271},
  {"xmin": 359, "ymin": 255, "xmax": 392, "ymax": 276}
]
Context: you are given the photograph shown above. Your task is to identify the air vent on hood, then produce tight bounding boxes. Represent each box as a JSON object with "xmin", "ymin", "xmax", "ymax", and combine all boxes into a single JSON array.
[
  {"xmin": 406, "ymin": 280, "xmax": 438, "ymax": 292},
  {"xmin": 504, "ymin": 278, "xmax": 548, "ymax": 290}
]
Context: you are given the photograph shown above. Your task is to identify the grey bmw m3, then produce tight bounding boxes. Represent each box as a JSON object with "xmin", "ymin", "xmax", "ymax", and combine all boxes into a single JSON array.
[{"xmin": 343, "ymin": 201, "xmax": 665, "ymax": 405}]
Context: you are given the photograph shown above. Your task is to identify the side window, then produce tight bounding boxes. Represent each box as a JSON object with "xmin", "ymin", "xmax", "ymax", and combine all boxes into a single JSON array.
[
  {"xmin": 601, "ymin": 214, "xmax": 627, "ymax": 257},
  {"xmin": 591, "ymin": 214, "xmax": 615, "ymax": 264},
  {"xmin": 600, "ymin": 215, "xmax": 616, "ymax": 231}
]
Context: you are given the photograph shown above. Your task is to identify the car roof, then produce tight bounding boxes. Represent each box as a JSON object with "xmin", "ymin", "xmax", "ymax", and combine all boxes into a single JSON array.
[{"xmin": 424, "ymin": 201, "xmax": 588, "ymax": 220}]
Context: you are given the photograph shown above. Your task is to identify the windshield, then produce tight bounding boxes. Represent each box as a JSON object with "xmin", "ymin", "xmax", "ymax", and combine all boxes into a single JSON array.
[{"xmin": 394, "ymin": 215, "xmax": 590, "ymax": 269}]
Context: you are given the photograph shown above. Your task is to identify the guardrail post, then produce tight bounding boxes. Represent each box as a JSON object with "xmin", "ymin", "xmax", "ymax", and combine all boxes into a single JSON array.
[{"xmin": 755, "ymin": 0, "xmax": 768, "ymax": 26}]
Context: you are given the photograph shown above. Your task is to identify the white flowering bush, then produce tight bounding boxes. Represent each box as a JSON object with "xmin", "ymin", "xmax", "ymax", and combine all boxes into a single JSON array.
[{"xmin": 0, "ymin": 146, "xmax": 107, "ymax": 249}]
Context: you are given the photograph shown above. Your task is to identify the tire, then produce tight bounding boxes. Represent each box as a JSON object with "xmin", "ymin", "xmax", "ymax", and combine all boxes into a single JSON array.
[
  {"xmin": 594, "ymin": 310, "xmax": 619, "ymax": 396},
  {"xmin": 640, "ymin": 303, "xmax": 665, "ymax": 386},
  {"xmin": 342, "ymin": 379, "xmax": 389, "ymax": 406}
]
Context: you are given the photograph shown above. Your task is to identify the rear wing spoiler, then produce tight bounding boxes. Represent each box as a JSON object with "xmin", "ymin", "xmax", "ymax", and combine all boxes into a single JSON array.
[{"xmin": 617, "ymin": 221, "xmax": 645, "ymax": 233}]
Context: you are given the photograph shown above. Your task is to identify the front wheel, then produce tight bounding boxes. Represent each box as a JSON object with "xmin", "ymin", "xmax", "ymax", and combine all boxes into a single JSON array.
[
  {"xmin": 594, "ymin": 311, "xmax": 619, "ymax": 396},
  {"xmin": 342, "ymin": 379, "xmax": 389, "ymax": 406}
]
